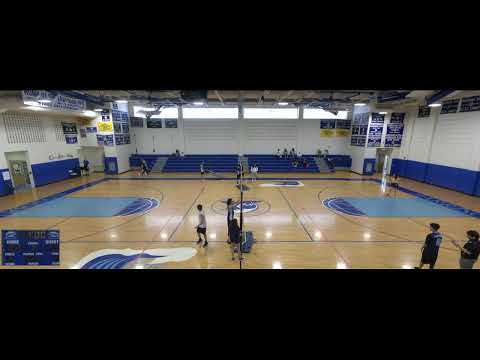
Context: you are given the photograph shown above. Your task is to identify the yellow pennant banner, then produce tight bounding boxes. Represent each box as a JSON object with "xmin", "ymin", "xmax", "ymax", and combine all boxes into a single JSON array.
[
  {"xmin": 98, "ymin": 122, "xmax": 113, "ymax": 132},
  {"xmin": 335, "ymin": 129, "xmax": 350, "ymax": 137},
  {"xmin": 320, "ymin": 129, "xmax": 335, "ymax": 137}
]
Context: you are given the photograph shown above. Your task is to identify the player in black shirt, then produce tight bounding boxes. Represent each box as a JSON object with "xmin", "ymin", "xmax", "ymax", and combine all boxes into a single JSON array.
[
  {"xmin": 415, "ymin": 223, "xmax": 443, "ymax": 269},
  {"xmin": 452, "ymin": 230, "xmax": 480, "ymax": 269}
]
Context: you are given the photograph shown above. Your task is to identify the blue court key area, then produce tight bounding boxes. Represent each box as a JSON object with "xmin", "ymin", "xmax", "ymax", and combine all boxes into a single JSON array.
[
  {"xmin": 5, "ymin": 197, "xmax": 158, "ymax": 217},
  {"xmin": 323, "ymin": 197, "xmax": 469, "ymax": 217},
  {"xmin": 340, "ymin": 197, "xmax": 469, "ymax": 218}
]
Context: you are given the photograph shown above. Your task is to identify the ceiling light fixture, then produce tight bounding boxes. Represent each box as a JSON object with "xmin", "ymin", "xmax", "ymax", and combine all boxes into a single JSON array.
[
  {"xmin": 83, "ymin": 110, "xmax": 97, "ymax": 117},
  {"xmin": 278, "ymin": 102, "xmax": 289, "ymax": 106},
  {"xmin": 24, "ymin": 101, "xmax": 41, "ymax": 106},
  {"xmin": 379, "ymin": 111, "xmax": 388, "ymax": 115},
  {"xmin": 38, "ymin": 99, "xmax": 51, "ymax": 103},
  {"xmin": 24, "ymin": 106, "xmax": 45, "ymax": 111},
  {"xmin": 94, "ymin": 108, "xmax": 103, "ymax": 112},
  {"xmin": 193, "ymin": 101, "xmax": 204, "ymax": 106},
  {"xmin": 428, "ymin": 103, "xmax": 441, "ymax": 107},
  {"xmin": 354, "ymin": 103, "xmax": 366, "ymax": 106},
  {"xmin": 115, "ymin": 100, "xmax": 128, "ymax": 103}
]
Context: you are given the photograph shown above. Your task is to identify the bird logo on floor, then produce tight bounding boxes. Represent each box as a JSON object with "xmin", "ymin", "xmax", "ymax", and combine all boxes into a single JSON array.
[
  {"xmin": 73, "ymin": 248, "xmax": 197, "ymax": 269},
  {"xmin": 233, "ymin": 200, "xmax": 259, "ymax": 214}
]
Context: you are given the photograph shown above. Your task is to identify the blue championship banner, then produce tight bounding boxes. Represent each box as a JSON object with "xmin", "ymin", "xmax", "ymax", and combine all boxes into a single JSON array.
[
  {"xmin": 165, "ymin": 119, "xmax": 178, "ymax": 128},
  {"xmin": 385, "ymin": 123, "xmax": 404, "ymax": 147},
  {"xmin": 367, "ymin": 124, "xmax": 383, "ymax": 147},
  {"xmin": 371, "ymin": 113, "xmax": 385, "ymax": 124},
  {"xmin": 103, "ymin": 134, "xmax": 114, "ymax": 146},
  {"xmin": 390, "ymin": 112, "xmax": 405, "ymax": 123},
  {"xmin": 65, "ymin": 135, "xmax": 78, "ymax": 144},
  {"xmin": 441, "ymin": 99, "xmax": 460, "ymax": 114},
  {"xmin": 147, "ymin": 119, "xmax": 163, "ymax": 128},
  {"xmin": 130, "ymin": 117, "xmax": 144, "ymax": 128},
  {"xmin": 417, "ymin": 106, "xmax": 431, "ymax": 118},
  {"xmin": 115, "ymin": 134, "xmax": 124, "ymax": 145},
  {"xmin": 62, "ymin": 122, "xmax": 78, "ymax": 134},
  {"xmin": 460, "ymin": 95, "xmax": 480, "ymax": 112},
  {"xmin": 2, "ymin": 230, "xmax": 60, "ymax": 266},
  {"xmin": 22, "ymin": 90, "xmax": 86, "ymax": 112},
  {"xmin": 96, "ymin": 134, "xmax": 104, "ymax": 145}
]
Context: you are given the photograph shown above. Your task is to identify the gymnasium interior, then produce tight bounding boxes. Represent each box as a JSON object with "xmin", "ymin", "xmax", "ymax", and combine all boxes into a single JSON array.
[{"xmin": 0, "ymin": 90, "xmax": 479, "ymax": 269}]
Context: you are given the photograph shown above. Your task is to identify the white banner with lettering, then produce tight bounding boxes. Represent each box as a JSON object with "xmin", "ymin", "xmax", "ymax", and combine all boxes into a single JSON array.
[{"xmin": 22, "ymin": 90, "xmax": 86, "ymax": 111}]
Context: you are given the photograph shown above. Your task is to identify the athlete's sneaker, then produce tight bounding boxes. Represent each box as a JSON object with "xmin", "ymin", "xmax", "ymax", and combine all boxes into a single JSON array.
[{"xmin": 203, "ymin": 241, "xmax": 208, "ymax": 248}]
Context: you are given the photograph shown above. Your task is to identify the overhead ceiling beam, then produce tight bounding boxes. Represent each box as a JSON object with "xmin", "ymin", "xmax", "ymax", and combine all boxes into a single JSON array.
[
  {"xmin": 277, "ymin": 90, "xmax": 294, "ymax": 102},
  {"xmin": 214, "ymin": 90, "xmax": 224, "ymax": 105},
  {"xmin": 425, "ymin": 90, "xmax": 456, "ymax": 105}
]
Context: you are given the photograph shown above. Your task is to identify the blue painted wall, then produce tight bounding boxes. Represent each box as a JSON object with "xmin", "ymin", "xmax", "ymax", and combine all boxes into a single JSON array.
[
  {"xmin": 31, "ymin": 159, "xmax": 80, "ymax": 187},
  {"xmin": 0, "ymin": 169, "xmax": 14, "ymax": 197},
  {"xmin": 391, "ymin": 159, "xmax": 480, "ymax": 196},
  {"xmin": 104, "ymin": 157, "xmax": 119, "ymax": 175}
]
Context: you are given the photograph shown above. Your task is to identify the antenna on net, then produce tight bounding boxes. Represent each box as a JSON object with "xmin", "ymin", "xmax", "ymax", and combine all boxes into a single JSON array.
[{"xmin": 239, "ymin": 159, "xmax": 244, "ymax": 268}]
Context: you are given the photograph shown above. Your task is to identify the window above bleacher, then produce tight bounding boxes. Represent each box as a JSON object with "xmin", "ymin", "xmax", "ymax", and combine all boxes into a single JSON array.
[
  {"xmin": 243, "ymin": 108, "xmax": 299, "ymax": 119},
  {"xmin": 303, "ymin": 108, "xmax": 349, "ymax": 119},
  {"xmin": 182, "ymin": 107, "xmax": 238, "ymax": 119},
  {"xmin": 133, "ymin": 106, "xmax": 178, "ymax": 119}
]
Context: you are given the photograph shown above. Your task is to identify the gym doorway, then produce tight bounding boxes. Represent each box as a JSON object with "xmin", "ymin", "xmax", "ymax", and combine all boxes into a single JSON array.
[
  {"xmin": 5, "ymin": 151, "xmax": 33, "ymax": 192},
  {"xmin": 375, "ymin": 148, "xmax": 393, "ymax": 176}
]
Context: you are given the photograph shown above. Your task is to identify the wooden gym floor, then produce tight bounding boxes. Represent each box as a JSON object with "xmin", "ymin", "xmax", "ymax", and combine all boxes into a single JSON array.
[{"xmin": 0, "ymin": 170, "xmax": 479, "ymax": 269}]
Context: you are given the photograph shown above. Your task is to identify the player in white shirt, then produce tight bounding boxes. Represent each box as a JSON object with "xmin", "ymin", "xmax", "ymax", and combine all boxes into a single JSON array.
[{"xmin": 250, "ymin": 164, "xmax": 258, "ymax": 182}]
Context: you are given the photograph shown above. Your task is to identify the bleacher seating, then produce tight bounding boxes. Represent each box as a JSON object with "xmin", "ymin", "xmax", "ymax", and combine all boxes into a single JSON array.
[
  {"xmin": 129, "ymin": 154, "xmax": 168, "ymax": 170},
  {"xmin": 163, "ymin": 155, "xmax": 239, "ymax": 173},
  {"xmin": 246, "ymin": 155, "xmax": 319, "ymax": 173}
]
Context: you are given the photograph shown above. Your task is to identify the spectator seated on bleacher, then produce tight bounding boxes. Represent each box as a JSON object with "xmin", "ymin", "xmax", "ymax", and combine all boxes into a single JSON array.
[
  {"xmin": 316, "ymin": 149, "xmax": 322, "ymax": 158},
  {"xmin": 175, "ymin": 149, "xmax": 180, "ymax": 158},
  {"xmin": 283, "ymin": 148, "xmax": 288, "ymax": 158},
  {"xmin": 326, "ymin": 157, "xmax": 334, "ymax": 170},
  {"xmin": 180, "ymin": 152, "xmax": 185, "ymax": 158},
  {"xmin": 276, "ymin": 148, "xmax": 282, "ymax": 158}
]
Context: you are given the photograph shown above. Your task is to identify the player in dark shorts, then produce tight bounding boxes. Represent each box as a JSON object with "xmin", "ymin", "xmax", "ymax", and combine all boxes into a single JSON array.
[
  {"xmin": 387, "ymin": 174, "xmax": 399, "ymax": 197},
  {"xmin": 229, "ymin": 218, "xmax": 243, "ymax": 261},
  {"xmin": 452, "ymin": 230, "xmax": 480, "ymax": 269},
  {"xmin": 415, "ymin": 223, "xmax": 442, "ymax": 269},
  {"xmin": 236, "ymin": 165, "xmax": 241, "ymax": 185},
  {"xmin": 226, "ymin": 198, "xmax": 234, "ymax": 244}
]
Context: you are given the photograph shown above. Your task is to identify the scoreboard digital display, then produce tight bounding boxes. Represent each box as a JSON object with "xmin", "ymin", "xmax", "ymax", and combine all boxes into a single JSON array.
[{"xmin": 2, "ymin": 230, "xmax": 60, "ymax": 266}]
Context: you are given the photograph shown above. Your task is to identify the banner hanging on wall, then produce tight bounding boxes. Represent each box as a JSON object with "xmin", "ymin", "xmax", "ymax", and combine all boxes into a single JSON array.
[
  {"xmin": 86, "ymin": 127, "xmax": 97, "ymax": 133},
  {"xmin": 65, "ymin": 135, "xmax": 78, "ymax": 144},
  {"xmin": 335, "ymin": 119, "xmax": 351, "ymax": 137},
  {"xmin": 62, "ymin": 122, "xmax": 77, "ymax": 135},
  {"xmin": 22, "ymin": 91, "xmax": 86, "ymax": 112},
  {"xmin": 103, "ymin": 135, "xmax": 114, "ymax": 146},
  {"xmin": 320, "ymin": 119, "xmax": 336, "ymax": 137},
  {"xmin": 367, "ymin": 125, "xmax": 383, "ymax": 147},
  {"xmin": 165, "ymin": 119, "xmax": 178, "ymax": 128},
  {"xmin": 460, "ymin": 95, "xmax": 480, "ymax": 112},
  {"xmin": 390, "ymin": 112, "xmax": 405, "ymax": 123},
  {"xmin": 441, "ymin": 99, "xmax": 460, "ymax": 114},
  {"xmin": 130, "ymin": 117, "xmax": 144, "ymax": 128},
  {"xmin": 147, "ymin": 119, "xmax": 163, "ymax": 128},
  {"xmin": 371, "ymin": 113, "xmax": 385, "ymax": 124},
  {"xmin": 98, "ymin": 122, "xmax": 113, "ymax": 132},
  {"xmin": 385, "ymin": 123, "xmax": 404, "ymax": 147},
  {"xmin": 417, "ymin": 106, "xmax": 431, "ymax": 118},
  {"xmin": 96, "ymin": 134, "xmax": 104, "ymax": 145}
]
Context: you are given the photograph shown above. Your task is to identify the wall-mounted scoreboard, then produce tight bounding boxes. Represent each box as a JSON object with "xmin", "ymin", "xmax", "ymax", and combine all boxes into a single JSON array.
[{"xmin": 2, "ymin": 230, "xmax": 60, "ymax": 266}]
